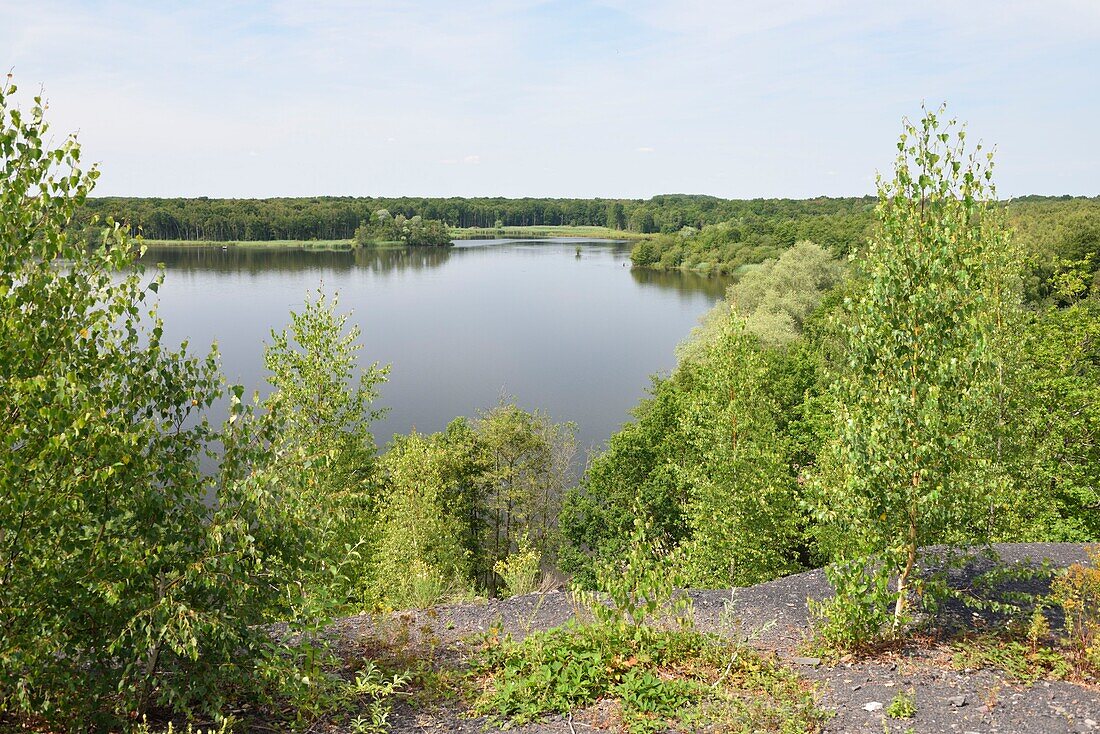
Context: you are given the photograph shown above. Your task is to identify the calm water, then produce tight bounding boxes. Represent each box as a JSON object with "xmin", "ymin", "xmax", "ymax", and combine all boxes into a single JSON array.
[{"xmin": 143, "ymin": 240, "xmax": 727, "ymax": 458}]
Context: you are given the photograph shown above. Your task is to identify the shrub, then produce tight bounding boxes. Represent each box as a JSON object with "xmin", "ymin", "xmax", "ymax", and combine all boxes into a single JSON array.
[
  {"xmin": 494, "ymin": 544, "xmax": 542, "ymax": 597},
  {"xmin": 577, "ymin": 518, "xmax": 692, "ymax": 630},
  {"xmin": 0, "ymin": 75, "xmax": 312, "ymax": 730},
  {"xmin": 1052, "ymin": 546, "xmax": 1100, "ymax": 671}
]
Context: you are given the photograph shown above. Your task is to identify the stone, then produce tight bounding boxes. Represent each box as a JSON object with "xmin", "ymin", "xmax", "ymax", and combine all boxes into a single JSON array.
[
  {"xmin": 947, "ymin": 695, "xmax": 968, "ymax": 707},
  {"xmin": 793, "ymin": 656, "xmax": 821, "ymax": 667},
  {"xmin": 863, "ymin": 701, "xmax": 884, "ymax": 712}
]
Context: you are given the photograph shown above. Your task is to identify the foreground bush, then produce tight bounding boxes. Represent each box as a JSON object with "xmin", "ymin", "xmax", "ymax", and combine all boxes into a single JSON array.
[{"xmin": 0, "ymin": 76, "xmax": 317, "ymax": 731}]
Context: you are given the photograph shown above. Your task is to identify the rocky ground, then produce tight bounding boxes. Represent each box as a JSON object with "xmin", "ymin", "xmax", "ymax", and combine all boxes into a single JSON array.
[{"xmin": 327, "ymin": 543, "xmax": 1099, "ymax": 733}]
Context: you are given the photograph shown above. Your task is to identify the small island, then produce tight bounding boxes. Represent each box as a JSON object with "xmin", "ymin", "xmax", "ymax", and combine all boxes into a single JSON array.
[{"xmin": 353, "ymin": 208, "xmax": 453, "ymax": 248}]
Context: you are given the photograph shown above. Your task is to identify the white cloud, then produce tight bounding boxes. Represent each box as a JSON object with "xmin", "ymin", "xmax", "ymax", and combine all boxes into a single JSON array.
[{"xmin": 1, "ymin": 0, "xmax": 1096, "ymax": 197}]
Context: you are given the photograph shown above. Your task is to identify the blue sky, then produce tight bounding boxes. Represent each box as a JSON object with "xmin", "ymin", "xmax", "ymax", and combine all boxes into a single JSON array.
[{"xmin": 3, "ymin": 0, "xmax": 1098, "ymax": 198}]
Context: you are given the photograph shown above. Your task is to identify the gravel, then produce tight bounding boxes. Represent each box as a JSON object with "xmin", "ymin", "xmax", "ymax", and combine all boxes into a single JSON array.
[{"xmin": 326, "ymin": 543, "xmax": 1099, "ymax": 733}]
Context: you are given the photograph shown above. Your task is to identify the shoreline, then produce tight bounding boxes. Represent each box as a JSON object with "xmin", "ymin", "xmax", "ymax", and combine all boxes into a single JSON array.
[{"xmin": 137, "ymin": 225, "xmax": 653, "ymax": 249}]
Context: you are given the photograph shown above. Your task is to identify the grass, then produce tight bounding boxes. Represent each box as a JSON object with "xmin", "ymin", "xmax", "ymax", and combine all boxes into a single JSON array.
[
  {"xmin": 469, "ymin": 621, "xmax": 824, "ymax": 733},
  {"xmin": 951, "ymin": 634, "xmax": 1072, "ymax": 684},
  {"xmin": 450, "ymin": 225, "xmax": 647, "ymax": 240}
]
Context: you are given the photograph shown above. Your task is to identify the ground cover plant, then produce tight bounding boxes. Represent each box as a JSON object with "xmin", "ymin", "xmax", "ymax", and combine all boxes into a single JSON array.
[
  {"xmin": 471, "ymin": 623, "xmax": 823, "ymax": 733},
  {"xmin": 471, "ymin": 521, "xmax": 824, "ymax": 733}
]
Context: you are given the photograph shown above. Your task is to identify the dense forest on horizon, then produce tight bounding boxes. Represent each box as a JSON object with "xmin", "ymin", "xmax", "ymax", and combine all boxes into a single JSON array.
[
  {"xmin": 77, "ymin": 193, "xmax": 1100, "ymax": 279},
  {"xmin": 77, "ymin": 193, "xmax": 881, "ymax": 240}
]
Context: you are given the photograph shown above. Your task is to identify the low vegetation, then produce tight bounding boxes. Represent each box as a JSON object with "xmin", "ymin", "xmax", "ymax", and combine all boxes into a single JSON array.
[{"xmin": 472, "ymin": 526, "xmax": 824, "ymax": 733}]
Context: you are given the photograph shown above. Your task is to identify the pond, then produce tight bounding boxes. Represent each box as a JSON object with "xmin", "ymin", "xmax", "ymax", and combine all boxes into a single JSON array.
[{"xmin": 144, "ymin": 240, "xmax": 728, "ymax": 459}]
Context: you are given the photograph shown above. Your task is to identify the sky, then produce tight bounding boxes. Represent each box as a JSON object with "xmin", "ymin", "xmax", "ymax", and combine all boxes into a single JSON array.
[{"xmin": 2, "ymin": 0, "xmax": 1098, "ymax": 199}]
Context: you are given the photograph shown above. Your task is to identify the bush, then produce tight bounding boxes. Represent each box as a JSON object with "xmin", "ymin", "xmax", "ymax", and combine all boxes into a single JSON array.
[
  {"xmin": 0, "ymin": 77, "xmax": 317, "ymax": 730},
  {"xmin": 494, "ymin": 544, "xmax": 541, "ymax": 597},
  {"xmin": 1052, "ymin": 546, "xmax": 1100, "ymax": 671}
]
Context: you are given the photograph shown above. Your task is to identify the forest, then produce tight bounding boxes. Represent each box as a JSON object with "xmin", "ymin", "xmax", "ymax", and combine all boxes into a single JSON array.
[
  {"xmin": 75, "ymin": 193, "xmax": 877, "ymax": 241},
  {"xmin": 3, "ymin": 77, "xmax": 1100, "ymax": 734},
  {"xmin": 77, "ymin": 191, "xmax": 1099, "ymax": 282}
]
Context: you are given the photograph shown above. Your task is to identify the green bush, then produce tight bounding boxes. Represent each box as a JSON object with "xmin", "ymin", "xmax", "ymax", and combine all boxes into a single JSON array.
[
  {"xmin": 0, "ymin": 77, "xmax": 282, "ymax": 730},
  {"xmin": 494, "ymin": 543, "xmax": 541, "ymax": 597}
]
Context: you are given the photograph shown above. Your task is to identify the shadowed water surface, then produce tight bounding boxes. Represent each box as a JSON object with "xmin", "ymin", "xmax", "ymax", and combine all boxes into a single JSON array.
[{"xmin": 144, "ymin": 240, "xmax": 727, "ymax": 456}]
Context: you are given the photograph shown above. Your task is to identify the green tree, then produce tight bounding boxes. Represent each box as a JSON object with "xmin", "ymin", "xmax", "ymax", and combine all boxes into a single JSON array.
[
  {"xmin": 473, "ymin": 402, "xmax": 576, "ymax": 591},
  {"xmin": 375, "ymin": 430, "xmax": 474, "ymax": 607},
  {"xmin": 262, "ymin": 291, "xmax": 389, "ymax": 611},
  {"xmin": 812, "ymin": 107, "xmax": 1013, "ymax": 637},
  {"xmin": 677, "ymin": 320, "xmax": 804, "ymax": 586},
  {"xmin": 0, "ymin": 77, "xmax": 300, "ymax": 728},
  {"xmin": 606, "ymin": 201, "xmax": 626, "ymax": 230},
  {"xmin": 681, "ymin": 240, "xmax": 844, "ymax": 358}
]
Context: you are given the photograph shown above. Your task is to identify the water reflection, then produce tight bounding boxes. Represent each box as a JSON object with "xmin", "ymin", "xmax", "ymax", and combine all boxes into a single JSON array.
[
  {"xmin": 630, "ymin": 265, "xmax": 730, "ymax": 300},
  {"xmin": 140, "ymin": 244, "xmax": 454, "ymax": 277},
  {"xmin": 141, "ymin": 242, "xmax": 728, "ymax": 301}
]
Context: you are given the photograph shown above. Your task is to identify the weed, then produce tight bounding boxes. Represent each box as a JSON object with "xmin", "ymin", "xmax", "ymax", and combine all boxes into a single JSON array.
[
  {"xmin": 886, "ymin": 690, "xmax": 916, "ymax": 719},
  {"xmin": 1052, "ymin": 545, "xmax": 1100, "ymax": 673},
  {"xmin": 469, "ymin": 623, "xmax": 823, "ymax": 732},
  {"xmin": 952, "ymin": 634, "xmax": 1070, "ymax": 684}
]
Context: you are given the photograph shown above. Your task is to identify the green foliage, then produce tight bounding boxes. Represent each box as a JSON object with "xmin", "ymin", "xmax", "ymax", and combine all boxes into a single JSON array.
[
  {"xmin": 578, "ymin": 518, "xmax": 693, "ymax": 630},
  {"xmin": 1052, "ymin": 546, "xmax": 1100, "ymax": 671},
  {"xmin": 0, "ymin": 74, "xmax": 316, "ymax": 730},
  {"xmin": 629, "ymin": 209, "xmax": 872, "ymax": 276},
  {"xmin": 473, "ymin": 402, "xmax": 576, "ymax": 588},
  {"xmin": 78, "ymin": 192, "xmax": 880, "ymax": 246},
  {"xmin": 561, "ymin": 312, "xmax": 820, "ymax": 590},
  {"xmin": 471, "ymin": 623, "xmax": 823, "ymax": 733},
  {"xmin": 494, "ymin": 542, "xmax": 542, "ymax": 597},
  {"xmin": 262, "ymin": 290, "xmax": 389, "ymax": 612},
  {"xmin": 345, "ymin": 662, "xmax": 410, "ymax": 734},
  {"xmin": 354, "ymin": 211, "xmax": 452, "ymax": 247},
  {"xmin": 886, "ymin": 690, "xmax": 916, "ymax": 719},
  {"xmin": 811, "ymin": 106, "xmax": 1015, "ymax": 642},
  {"xmin": 375, "ymin": 430, "xmax": 474, "ymax": 608},
  {"xmin": 951, "ymin": 636, "xmax": 1071, "ymax": 684},
  {"xmin": 373, "ymin": 402, "xmax": 575, "ymax": 606},
  {"xmin": 676, "ymin": 321, "xmax": 805, "ymax": 586},
  {"xmin": 985, "ymin": 298, "xmax": 1100, "ymax": 542}
]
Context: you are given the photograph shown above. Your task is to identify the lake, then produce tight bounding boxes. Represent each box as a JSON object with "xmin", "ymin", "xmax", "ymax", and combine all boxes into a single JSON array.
[{"xmin": 143, "ymin": 240, "xmax": 727, "ymax": 460}]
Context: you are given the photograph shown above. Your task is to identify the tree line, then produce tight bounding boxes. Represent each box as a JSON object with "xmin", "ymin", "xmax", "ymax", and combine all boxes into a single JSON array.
[{"xmin": 75, "ymin": 193, "xmax": 878, "ymax": 241}]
